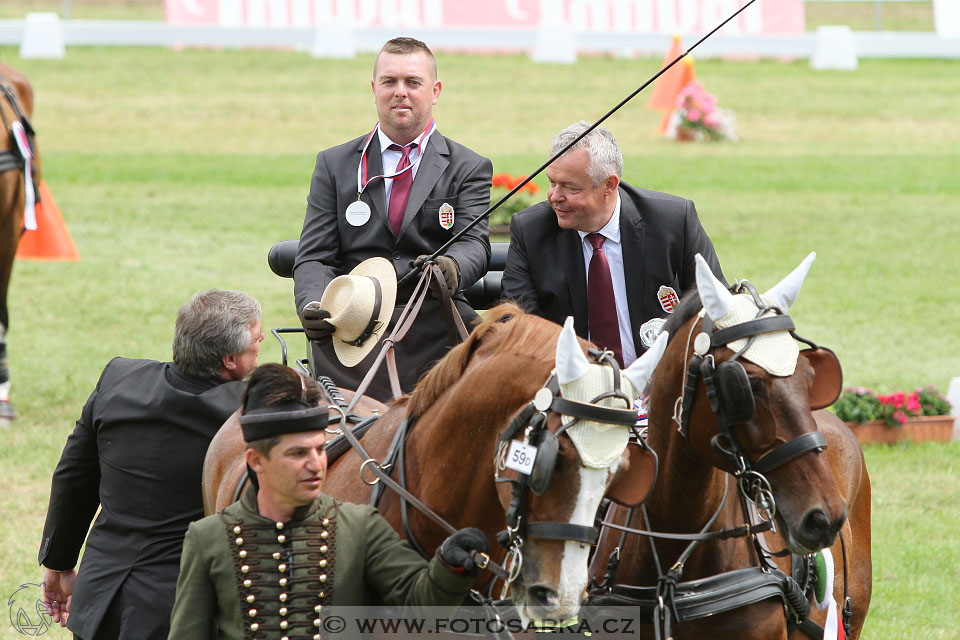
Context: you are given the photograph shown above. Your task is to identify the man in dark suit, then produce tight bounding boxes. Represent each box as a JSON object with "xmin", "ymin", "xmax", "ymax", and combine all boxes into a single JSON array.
[
  {"xmin": 38, "ymin": 289, "xmax": 263, "ymax": 640},
  {"xmin": 293, "ymin": 37, "xmax": 492, "ymax": 401},
  {"xmin": 503, "ymin": 122, "xmax": 724, "ymax": 367}
]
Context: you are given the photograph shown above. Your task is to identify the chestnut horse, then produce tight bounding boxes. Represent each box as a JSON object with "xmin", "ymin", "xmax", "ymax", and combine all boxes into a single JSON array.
[
  {"xmin": 0, "ymin": 63, "xmax": 38, "ymax": 425},
  {"xmin": 587, "ymin": 254, "xmax": 872, "ymax": 639},
  {"xmin": 205, "ymin": 304, "xmax": 667, "ymax": 624}
]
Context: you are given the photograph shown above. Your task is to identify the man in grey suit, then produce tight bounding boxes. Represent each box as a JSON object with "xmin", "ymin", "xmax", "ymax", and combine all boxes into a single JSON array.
[
  {"xmin": 503, "ymin": 122, "xmax": 724, "ymax": 367},
  {"xmin": 294, "ymin": 37, "xmax": 492, "ymax": 401}
]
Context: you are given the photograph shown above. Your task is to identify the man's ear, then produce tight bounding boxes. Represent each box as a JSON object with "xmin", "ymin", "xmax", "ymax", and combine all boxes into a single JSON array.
[
  {"xmin": 432, "ymin": 79, "xmax": 442, "ymax": 104},
  {"xmin": 245, "ymin": 447, "xmax": 264, "ymax": 474},
  {"xmin": 222, "ymin": 353, "xmax": 238, "ymax": 375},
  {"xmin": 605, "ymin": 174, "xmax": 620, "ymax": 196}
]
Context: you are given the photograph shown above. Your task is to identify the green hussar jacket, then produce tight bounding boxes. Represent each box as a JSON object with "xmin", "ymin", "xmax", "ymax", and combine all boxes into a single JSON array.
[{"xmin": 168, "ymin": 486, "xmax": 476, "ymax": 639}]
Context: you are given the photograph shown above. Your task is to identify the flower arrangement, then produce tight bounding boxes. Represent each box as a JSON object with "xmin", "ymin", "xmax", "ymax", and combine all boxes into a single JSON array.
[
  {"xmin": 489, "ymin": 173, "xmax": 541, "ymax": 228},
  {"xmin": 667, "ymin": 81, "xmax": 738, "ymax": 142},
  {"xmin": 832, "ymin": 385, "xmax": 952, "ymax": 427}
]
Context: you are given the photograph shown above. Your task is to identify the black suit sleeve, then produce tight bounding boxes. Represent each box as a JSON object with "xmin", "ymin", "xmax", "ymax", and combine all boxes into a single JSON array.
[
  {"xmin": 680, "ymin": 200, "xmax": 726, "ymax": 290},
  {"xmin": 294, "ymin": 150, "xmax": 344, "ymax": 312},
  {"xmin": 38, "ymin": 369, "xmax": 107, "ymax": 570},
  {"xmin": 502, "ymin": 211, "xmax": 539, "ymax": 313}
]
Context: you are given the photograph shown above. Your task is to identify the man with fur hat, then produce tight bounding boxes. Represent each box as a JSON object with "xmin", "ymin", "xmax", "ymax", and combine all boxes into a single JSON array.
[{"xmin": 167, "ymin": 363, "xmax": 490, "ymax": 638}]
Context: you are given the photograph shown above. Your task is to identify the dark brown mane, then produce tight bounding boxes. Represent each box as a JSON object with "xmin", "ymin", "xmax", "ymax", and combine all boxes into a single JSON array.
[{"xmin": 406, "ymin": 303, "xmax": 561, "ymax": 417}]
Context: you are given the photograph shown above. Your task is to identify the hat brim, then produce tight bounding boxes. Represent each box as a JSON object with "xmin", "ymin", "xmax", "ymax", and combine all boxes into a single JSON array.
[{"xmin": 322, "ymin": 257, "xmax": 398, "ymax": 368}]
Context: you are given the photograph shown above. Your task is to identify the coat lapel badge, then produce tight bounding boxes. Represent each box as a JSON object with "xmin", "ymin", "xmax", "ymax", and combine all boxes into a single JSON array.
[
  {"xmin": 657, "ymin": 285, "xmax": 679, "ymax": 313},
  {"xmin": 439, "ymin": 202, "xmax": 454, "ymax": 230}
]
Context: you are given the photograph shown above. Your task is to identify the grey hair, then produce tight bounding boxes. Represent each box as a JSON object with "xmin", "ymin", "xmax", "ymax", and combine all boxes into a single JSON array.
[
  {"xmin": 549, "ymin": 121, "xmax": 623, "ymax": 187},
  {"xmin": 172, "ymin": 289, "xmax": 261, "ymax": 379}
]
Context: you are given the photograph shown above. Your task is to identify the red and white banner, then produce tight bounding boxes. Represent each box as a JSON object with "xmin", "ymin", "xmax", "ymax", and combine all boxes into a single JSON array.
[{"xmin": 164, "ymin": 0, "xmax": 804, "ymax": 35}]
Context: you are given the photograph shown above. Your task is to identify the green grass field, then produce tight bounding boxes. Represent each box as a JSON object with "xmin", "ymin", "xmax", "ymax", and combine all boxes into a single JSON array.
[{"xmin": 1, "ymin": 45, "xmax": 958, "ymax": 639}]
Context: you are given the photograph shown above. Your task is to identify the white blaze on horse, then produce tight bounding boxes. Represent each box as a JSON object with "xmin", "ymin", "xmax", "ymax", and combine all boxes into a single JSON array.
[{"xmin": 204, "ymin": 305, "xmax": 667, "ymax": 625}]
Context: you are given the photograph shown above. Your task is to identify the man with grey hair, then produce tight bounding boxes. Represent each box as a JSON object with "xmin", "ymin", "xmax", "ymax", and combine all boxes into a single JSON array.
[
  {"xmin": 503, "ymin": 122, "xmax": 724, "ymax": 367},
  {"xmin": 38, "ymin": 289, "xmax": 263, "ymax": 640}
]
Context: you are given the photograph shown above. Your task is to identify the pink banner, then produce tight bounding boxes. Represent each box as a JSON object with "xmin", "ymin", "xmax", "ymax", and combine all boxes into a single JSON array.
[{"xmin": 165, "ymin": 0, "xmax": 804, "ymax": 35}]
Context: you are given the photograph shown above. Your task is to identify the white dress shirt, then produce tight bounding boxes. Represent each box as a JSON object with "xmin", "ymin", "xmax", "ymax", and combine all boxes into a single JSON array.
[
  {"xmin": 377, "ymin": 128, "xmax": 422, "ymax": 210},
  {"xmin": 577, "ymin": 194, "xmax": 637, "ymax": 366}
]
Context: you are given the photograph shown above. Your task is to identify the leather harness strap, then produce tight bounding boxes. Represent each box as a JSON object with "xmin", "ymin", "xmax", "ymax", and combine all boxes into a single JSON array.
[{"xmin": 752, "ymin": 431, "xmax": 828, "ymax": 474}]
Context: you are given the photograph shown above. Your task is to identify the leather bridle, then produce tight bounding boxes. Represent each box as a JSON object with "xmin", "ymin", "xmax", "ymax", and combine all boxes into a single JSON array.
[
  {"xmin": 493, "ymin": 349, "xmax": 639, "ymax": 594},
  {"xmin": 0, "ymin": 80, "xmax": 34, "ymax": 176},
  {"xmin": 676, "ymin": 281, "xmax": 829, "ymax": 519}
]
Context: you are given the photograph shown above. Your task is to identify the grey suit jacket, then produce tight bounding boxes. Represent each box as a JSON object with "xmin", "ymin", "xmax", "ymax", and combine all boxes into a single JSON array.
[
  {"xmin": 502, "ymin": 183, "xmax": 725, "ymax": 355},
  {"xmin": 292, "ymin": 130, "xmax": 492, "ymax": 399}
]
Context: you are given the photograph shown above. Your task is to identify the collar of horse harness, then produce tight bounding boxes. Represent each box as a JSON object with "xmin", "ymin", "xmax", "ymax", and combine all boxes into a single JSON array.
[
  {"xmin": 678, "ymin": 282, "xmax": 828, "ymax": 515},
  {"xmin": 495, "ymin": 349, "xmax": 638, "ymax": 566}
]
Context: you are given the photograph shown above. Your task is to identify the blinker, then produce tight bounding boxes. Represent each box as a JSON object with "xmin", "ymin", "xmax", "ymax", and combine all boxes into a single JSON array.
[
  {"xmin": 528, "ymin": 430, "xmax": 558, "ymax": 496},
  {"xmin": 715, "ymin": 359, "xmax": 755, "ymax": 425}
]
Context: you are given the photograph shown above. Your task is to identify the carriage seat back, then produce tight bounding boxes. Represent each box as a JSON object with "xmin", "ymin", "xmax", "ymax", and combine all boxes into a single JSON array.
[{"xmin": 267, "ymin": 240, "xmax": 509, "ymax": 310}]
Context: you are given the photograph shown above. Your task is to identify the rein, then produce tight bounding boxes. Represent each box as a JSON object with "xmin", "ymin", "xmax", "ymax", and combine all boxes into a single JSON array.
[
  {"xmin": 492, "ymin": 350, "xmax": 638, "ymax": 597},
  {"xmin": 345, "ymin": 262, "xmax": 467, "ymax": 410},
  {"xmin": 589, "ymin": 282, "xmax": 841, "ymax": 638}
]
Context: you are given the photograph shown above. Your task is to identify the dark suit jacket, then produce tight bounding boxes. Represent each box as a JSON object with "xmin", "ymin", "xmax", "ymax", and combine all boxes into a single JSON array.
[
  {"xmin": 38, "ymin": 358, "xmax": 245, "ymax": 640},
  {"xmin": 293, "ymin": 130, "xmax": 492, "ymax": 399},
  {"xmin": 502, "ymin": 183, "xmax": 725, "ymax": 355}
]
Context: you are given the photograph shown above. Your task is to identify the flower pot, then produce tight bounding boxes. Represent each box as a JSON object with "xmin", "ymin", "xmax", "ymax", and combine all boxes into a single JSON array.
[
  {"xmin": 845, "ymin": 415, "xmax": 955, "ymax": 445},
  {"xmin": 675, "ymin": 127, "xmax": 697, "ymax": 142}
]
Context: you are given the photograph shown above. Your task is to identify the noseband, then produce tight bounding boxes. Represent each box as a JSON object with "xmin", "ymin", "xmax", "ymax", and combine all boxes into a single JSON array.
[
  {"xmin": 494, "ymin": 349, "xmax": 639, "ymax": 591},
  {"xmin": 676, "ymin": 282, "xmax": 835, "ymax": 517}
]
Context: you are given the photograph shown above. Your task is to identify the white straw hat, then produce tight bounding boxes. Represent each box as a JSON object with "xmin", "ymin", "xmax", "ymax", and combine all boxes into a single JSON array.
[{"xmin": 319, "ymin": 257, "xmax": 397, "ymax": 367}]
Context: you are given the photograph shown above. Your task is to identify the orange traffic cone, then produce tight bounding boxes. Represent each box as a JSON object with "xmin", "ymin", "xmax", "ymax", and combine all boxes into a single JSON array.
[
  {"xmin": 647, "ymin": 35, "xmax": 697, "ymax": 134},
  {"xmin": 16, "ymin": 181, "xmax": 80, "ymax": 261}
]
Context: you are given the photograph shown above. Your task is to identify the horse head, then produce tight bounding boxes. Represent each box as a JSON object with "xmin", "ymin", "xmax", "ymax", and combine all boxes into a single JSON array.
[
  {"xmin": 493, "ymin": 316, "xmax": 667, "ymax": 623},
  {"xmin": 656, "ymin": 253, "xmax": 845, "ymax": 555}
]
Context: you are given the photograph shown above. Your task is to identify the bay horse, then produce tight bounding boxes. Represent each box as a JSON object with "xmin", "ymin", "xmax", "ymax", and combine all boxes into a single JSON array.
[
  {"xmin": 205, "ymin": 304, "xmax": 667, "ymax": 624},
  {"xmin": 0, "ymin": 62, "xmax": 38, "ymax": 425},
  {"xmin": 588, "ymin": 254, "xmax": 871, "ymax": 639}
]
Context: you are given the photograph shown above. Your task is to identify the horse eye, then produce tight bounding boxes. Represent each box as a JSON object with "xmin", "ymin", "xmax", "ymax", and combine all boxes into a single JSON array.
[{"xmin": 749, "ymin": 378, "xmax": 765, "ymax": 395}]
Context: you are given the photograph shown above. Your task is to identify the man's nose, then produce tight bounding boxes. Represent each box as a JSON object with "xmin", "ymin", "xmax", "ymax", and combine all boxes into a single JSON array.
[
  {"xmin": 548, "ymin": 187, "xmax": 563, "ymax": 203},
  {"xmin": 306, "ymin": 451, "xmax": 325, "ymax": 470}
]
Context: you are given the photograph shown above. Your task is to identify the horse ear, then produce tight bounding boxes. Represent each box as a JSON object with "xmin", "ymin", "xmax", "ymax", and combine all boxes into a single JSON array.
[
  {"xmin": 764, "ymin": 251, "xmax": 816, "ymax": 312},
  {"xmin": 623, "ymin": 331, "xmax": 667, "ymax": 394},
  {"xmin": 696, "ymin": 253, "xmax": 734, "ymax": 321},
  {"xmin": 556, "ymin": 316, "xmax": 590, "ymax": 384}
]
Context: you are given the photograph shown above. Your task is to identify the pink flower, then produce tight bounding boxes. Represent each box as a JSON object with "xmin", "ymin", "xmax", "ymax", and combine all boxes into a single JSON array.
[
  {"xmin": 687, "ymin": 108, "xmax": 702, "ymax": 122},
  {"xmin": 906, "ymin": 393, "xmax": 922, "ymax": 413},
  {"xmin": 703, "ymin": 112, "xmax": 719, "ymax": 128},
  {"xmin": 700, "ymin": 94, "xmax": 717, "ymax": 113},
  {"xmin": 892, "ymin": 410, "xmax": 908, "ymax": 424}
]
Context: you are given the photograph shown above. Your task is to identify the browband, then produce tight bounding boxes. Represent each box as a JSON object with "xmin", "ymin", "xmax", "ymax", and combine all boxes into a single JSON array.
[
  {"xmin": 240, "ymin": 403, "xmax": 330, "ymax": 442},
  {"xmin": 709, "ymin": 315, "xmax": 795, "ymax": 347}
]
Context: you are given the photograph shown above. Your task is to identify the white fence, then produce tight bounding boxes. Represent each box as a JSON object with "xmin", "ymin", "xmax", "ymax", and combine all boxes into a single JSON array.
[{"xmin": 3, "ymin": 18, "xmax": 960, "ymax": 59}]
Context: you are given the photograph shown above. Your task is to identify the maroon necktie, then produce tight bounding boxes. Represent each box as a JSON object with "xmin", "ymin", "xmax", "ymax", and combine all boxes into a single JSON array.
[
  {"xmin": 387, "ymin": 143, "xmax": 416, "ymax": 236},
  {"xmin": 587, "ymin": 232, "xmax": 623, "ymax": 367}
]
